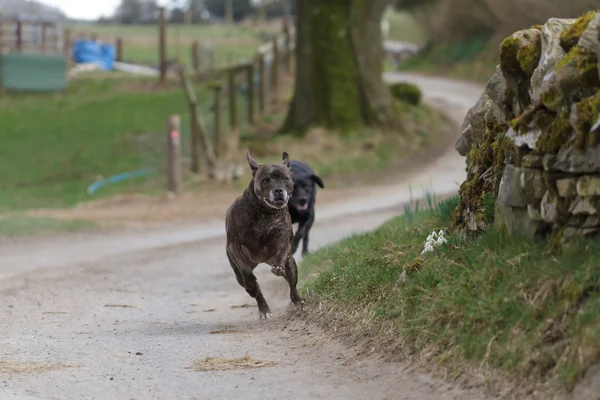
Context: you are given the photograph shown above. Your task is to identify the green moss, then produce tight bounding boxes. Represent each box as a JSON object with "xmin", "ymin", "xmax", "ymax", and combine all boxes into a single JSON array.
[
  {"xmin": 500, "ymin": 35, "xmax": 524, "ymax": 80},
  {"xmin": 453, "ymin": 116, "xmax": 508, "ymax": 231},
  {"xmin": 531, "ymin": 24, "xmax": 543, "ymax": 31},
  {"xmin": 541, "ymin": 87, "xmax": 562, "ymax": 110},
  {"xmin": 572, "ymin": 90, "xmax": 600, "ymax": 150},
  {"xmin": 308, "ymin": 0, "xmax": 363, "ymax": 131},
  {"xmin": 500, "ymin": 30, "xmax": 542, "ymax": 79},
  {"xmin": 389, "ymin": 82, "xmax": 422, "ymax": 105},
  {"xmin": 559, "ymin": 11, "xmax": 598, "ymax": 52},
  {"xmin": 516, "ymin": 35, "xmax": 542, "ymax": 76},
  {"xmin": 536, "ymin": 111, "xmax": 572, "ymax": 154}
]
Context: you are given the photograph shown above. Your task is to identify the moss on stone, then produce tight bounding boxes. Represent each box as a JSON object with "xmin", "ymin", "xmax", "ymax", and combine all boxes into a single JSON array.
[
  {"xmin": 559, "ymin": 11, "xmax": 598, "ymax": 52},
  {"xmin": 453, "ymin": 116, "xmax": 509, "ymax": 231},
  {"xmin": 500, "ymin": 30, "xmax": 542, "ymax": 79},
  {"xmin": 541, "ymin": 87, "xmax": 562, "ymax": 110},
  {"xmin": 531, "ymin": 24, "xmax": 543, "ymax": 31},
  {"xmin": 535, "ymin": 111, "xmax": 572, "ymax": 154},
  {"xmin": 517, "ymin": 36, "xmax": 542, "ymax": 76},
  {"xmin": 389, "ymin": 82, "xmax": 422, "ymax": 105},
  {"xmin": 500, "ymin": 35, "xmax": 523, "ymax": 79},
  {"xmin": 572, "ymin": 90, "xmax": 600, "ymax": 150}
]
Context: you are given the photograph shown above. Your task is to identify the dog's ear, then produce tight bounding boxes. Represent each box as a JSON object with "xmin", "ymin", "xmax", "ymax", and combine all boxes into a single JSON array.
[
  {"xmin": 281, "ymin": 151, "xmax": 291, "ymax": 168},
  {"xmin": 246, "ymin": 149, "xmax": 260, "ymax": 176},
  {"xmin": 311, "ymin": 174, "xmax": 324, "ymax": 189}
]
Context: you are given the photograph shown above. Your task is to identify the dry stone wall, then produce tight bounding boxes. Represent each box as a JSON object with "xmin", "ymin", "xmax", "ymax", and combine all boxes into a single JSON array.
[{"xmin": 453, "ymin": 11, "xmax": 600, "ymax": 243}]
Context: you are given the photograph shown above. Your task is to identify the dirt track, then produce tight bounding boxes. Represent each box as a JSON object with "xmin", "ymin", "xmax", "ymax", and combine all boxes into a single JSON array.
[{"xmin": 0, "ymin": 73, "xmax": 488, "ymax": 400}]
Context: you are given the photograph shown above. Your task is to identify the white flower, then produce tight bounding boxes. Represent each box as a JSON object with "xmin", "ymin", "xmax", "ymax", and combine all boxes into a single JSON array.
[
  {"xmin": 431, "ymin": 231, "xmax": 438, "ymax": 239},
  {"xmin": 421, "ymin": 242, "xmax": 434, "ymax": 255},
  {"xmin": 438, "ymin": 230, "xmax": 444, "ymax": 237},
  {"xmin": 436, "ymin": 236, "xmax": 447, "ymax": 245}
]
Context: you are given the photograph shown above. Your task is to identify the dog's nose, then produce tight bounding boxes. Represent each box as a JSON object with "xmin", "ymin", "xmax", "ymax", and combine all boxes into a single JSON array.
[
  {"xmin": 299, "ymin": 199, "xmax": 308, "ymax": 205},
  {"xmin": 274, "ymin": 188, "xmax": 284, "ymax": 196}
]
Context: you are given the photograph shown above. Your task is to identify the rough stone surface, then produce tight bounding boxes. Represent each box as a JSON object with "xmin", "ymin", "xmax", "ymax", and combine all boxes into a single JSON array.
[
  {"xmin": 521, "ymin": 154, "xmax": 544, "ymax": 168},
  {"xmin": 577, "ymin": 175, "xmax": 600, "ymax": 196},
  {"xmin": 540, "ymin": 190, "xmax": 560, "ymax": 223},
  {"xmin": 554, "ymin": 144, "xmax": 600, "ymax": 173},
  {"xmin": 578, "ymin": 14, "xmax": 600, "ymax": 54},
  {"xmin": 543, "ymin": 154, "xmax": 558, "ymax": 171},
  {"xmin": 455, "ymin": 14, "xmax": 600, "ymax": 242},
  {"xmin": 569, "ymin": 196, "xmax": 599, "ymax": 215},
  {"xmin": 527, "ymin": 202, "xmax": 543, "ymax": 221},
  {"xmin": 497, "ymin": 165, "xmax": 545, "ymax": 207},
  {"xmin": 556, "ymin": 178, "xmax": 579, "ymax": 197},
  {"xmin": 455, "ymin": 67, "xmax": 507, "ymax": 156},
  {"xmin": 495, "ymin": 202, "xmax": 545, "ymax": 236},
  {"xmin": 530, "ymin": 18, "xmax": 574, "ymax": 103}
]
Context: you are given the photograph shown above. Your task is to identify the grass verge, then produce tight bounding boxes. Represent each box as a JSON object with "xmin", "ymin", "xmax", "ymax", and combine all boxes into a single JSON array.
[{"xmin": 300, "ymin": 195, "xmax": 600, "ymax": 395}]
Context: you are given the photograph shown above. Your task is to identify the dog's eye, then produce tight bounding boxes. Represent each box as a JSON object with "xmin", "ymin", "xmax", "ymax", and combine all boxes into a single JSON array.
[
  {"xmin": 262, "ymin": 177, "xmax": 270, "ymax": 184},
  {"xmin": 283, "ymin": 177, "xmax": 289, "ymax": 181}
]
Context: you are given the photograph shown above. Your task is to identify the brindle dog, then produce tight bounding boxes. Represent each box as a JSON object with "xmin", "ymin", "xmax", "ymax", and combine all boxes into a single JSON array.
[{"xmin": 225, "ymin": 150, "xmax": 304, "ymax": 319}]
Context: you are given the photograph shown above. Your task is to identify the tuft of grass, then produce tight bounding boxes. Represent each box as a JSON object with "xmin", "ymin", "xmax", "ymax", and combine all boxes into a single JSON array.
[
  {"xmin": 301, "ymin": 195, "xmax": 600, "ymax": 393},
  {"xmin": 0, "ymin": 215, "xmax": 99, "ymax": 237}
]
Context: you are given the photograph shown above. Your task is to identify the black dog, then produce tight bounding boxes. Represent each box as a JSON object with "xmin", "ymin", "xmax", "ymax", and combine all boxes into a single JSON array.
[
  {"xmin": 287, "ymin": 160, "xmax": 325, "ymax": 256},
  {"xmin": 225, "ymin": 150, "xmax": 304, "ymax": 320}
]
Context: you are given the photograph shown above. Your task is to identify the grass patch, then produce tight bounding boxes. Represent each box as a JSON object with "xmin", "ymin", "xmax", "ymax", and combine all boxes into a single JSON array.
[
  {"xmin": 239, "ymin": 102, "xmax": 451, "ymax": 189},
  {"xmin": 69, "ymin": 23, "xmax": 268, "ymax": 68},
  {"xmin": 301, "ymin": 195, "xmax": 600, "ymax": 393},
  {"xmin": 0, "ymin": 76, "xmax": 248, "ymax": 212},
  {"xmin": 0, "ymin": 215, "xmax": 99, "ymax": 237}
]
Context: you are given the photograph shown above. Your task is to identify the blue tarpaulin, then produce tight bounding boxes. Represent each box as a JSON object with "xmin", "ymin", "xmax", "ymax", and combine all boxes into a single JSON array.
[{"xmin": 71, "ymin": 39, "xmax": 115, "ymax": 71}]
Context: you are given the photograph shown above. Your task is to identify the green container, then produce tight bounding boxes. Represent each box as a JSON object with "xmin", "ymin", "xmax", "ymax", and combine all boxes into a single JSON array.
[{"xmin": 0, "ymin": 53, "xmax": 67, "ymax": 92}]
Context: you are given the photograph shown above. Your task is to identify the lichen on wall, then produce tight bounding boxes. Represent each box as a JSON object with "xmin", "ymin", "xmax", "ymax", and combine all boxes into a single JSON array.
[{"xmin": 452, "ymin": 12, "xmax": 600, "ymax": 245}]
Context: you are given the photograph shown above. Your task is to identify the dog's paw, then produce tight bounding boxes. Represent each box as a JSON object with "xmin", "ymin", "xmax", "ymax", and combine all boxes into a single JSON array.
[
  {"xmin": 259, "ymin": 311, "xmax": 273, "ymax": 320},
  {"xmin": 270, "ymin": 265, "xmax": 285, "ymax": 277}
]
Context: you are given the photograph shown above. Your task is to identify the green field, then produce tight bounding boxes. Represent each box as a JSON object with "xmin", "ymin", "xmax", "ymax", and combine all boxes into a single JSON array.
[
  {"xmin": 0, "ymin": 75, "xmax": 251, "ymax": 212},
  {"xmin": 68, "ymin": 22, "xmax": 276, "ymax": 68},
  {"xmin": 301, "ymin": 196, "xmax": 600, "ymax": 394}
]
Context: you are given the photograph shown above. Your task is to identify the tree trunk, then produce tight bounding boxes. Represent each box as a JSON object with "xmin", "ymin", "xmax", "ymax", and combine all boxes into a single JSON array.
[{"xmin": 281, "ymin": 0, "xmax": 398, "ymax": 134}]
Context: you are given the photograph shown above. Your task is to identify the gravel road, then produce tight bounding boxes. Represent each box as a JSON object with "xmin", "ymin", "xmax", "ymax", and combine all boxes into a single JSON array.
[{"xmin": 0, "ymin": 73, "xmax": 489, "ymax": 400}]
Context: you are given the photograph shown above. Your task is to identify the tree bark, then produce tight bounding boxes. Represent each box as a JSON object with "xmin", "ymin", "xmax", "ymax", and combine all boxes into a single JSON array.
[{"xmin": 281, "ymin": 0, "xmax": 398, "ymax": 134}]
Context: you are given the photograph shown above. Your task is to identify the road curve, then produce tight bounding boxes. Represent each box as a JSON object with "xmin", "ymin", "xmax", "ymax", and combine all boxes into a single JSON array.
[{"xmin": 0, "ymin": 73, "xmax": 486, "ymax": 400}]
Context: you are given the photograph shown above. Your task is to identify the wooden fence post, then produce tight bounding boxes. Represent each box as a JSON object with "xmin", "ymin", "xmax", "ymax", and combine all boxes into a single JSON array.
[
  {"xmin": 257, "ymin": 53, "xmax": 266, "ymax": 115},
  {"xmin": 189, "ymin": 101, "xmax": 201, "ymax": 173},
  {"xmin": 247, "ymin": 63, "xmax": 255, "ymax": 125},
  {"xmin": 116, "ymin": 37, "xmax": 123, "ymax": 62},
  {"xmin": 158, "ymin": 7, "xmax": 167, "ymax": 83},
  {"xmin": 213, "ymin": 84, "xmax": 222, "ymax": 157},
  {"xmin": 166, "ymin": 115, "xmax": 183, "ymax": 195},
  {"xmin": 16, "ymin": 20, "xmax": 22, "ymax": 52},
  {"xmin": 228, "ymin": 69, "xmax": 237, "ymax": 132},
  {"xmin": 191, "ymin": 41, "xmax": 200, "ymax": 72},
  {"xmin": 178, "ymin": 68, "xmax": 217, "ymax": 172},
  {"xmin": 63, "ymin": 28, "xmax": 71, "ymax": 57},
  {"xmin": 41, "ymin": 23, "xmax": 47, "ymax": 53}
]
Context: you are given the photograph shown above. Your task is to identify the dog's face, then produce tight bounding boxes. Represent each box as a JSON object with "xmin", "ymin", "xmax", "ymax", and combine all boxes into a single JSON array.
[
  {"xmin": 247, "ymin": 151, "xmax": 294, "ymax": 210},
  {"xmin": 289, "ymin": 171, "xmax": 324, "ymax": 213}
]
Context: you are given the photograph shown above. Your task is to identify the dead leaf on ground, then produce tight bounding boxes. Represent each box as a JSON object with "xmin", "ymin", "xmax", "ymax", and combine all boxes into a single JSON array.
[
  {"xmin": 0, "ymin": 360, "xmax": 77, "ymax": 375},
  {"xmin": 187, "ymin": 355, "xmax": 276, "ymax": 372}
]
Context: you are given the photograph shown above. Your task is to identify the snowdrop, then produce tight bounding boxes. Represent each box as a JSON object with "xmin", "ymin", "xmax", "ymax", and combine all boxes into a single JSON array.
[{"xmin": 421, "ymin": 229, "xmax": 448, "ymax": 255}]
